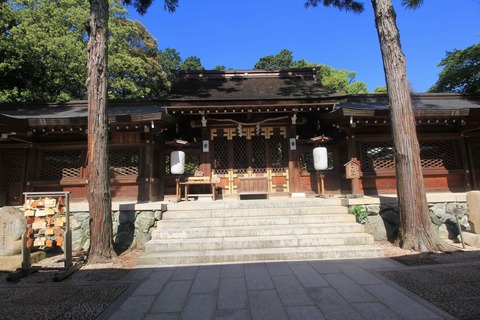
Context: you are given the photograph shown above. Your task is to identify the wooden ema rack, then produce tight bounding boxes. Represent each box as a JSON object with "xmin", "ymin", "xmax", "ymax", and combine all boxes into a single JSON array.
[{"xmin": 7, "ymin": 192, "xmax": 83, "ymax": 282}]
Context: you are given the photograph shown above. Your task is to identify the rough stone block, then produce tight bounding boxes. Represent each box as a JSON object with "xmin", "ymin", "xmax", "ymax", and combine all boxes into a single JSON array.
[{"xmin": 466, "ymin": 191, "xmax": 480, "ymax": 233}]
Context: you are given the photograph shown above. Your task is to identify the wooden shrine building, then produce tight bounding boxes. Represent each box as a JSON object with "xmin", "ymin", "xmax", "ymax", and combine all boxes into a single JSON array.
[{"xmin": 1, "ymin": 68, "xmax": 480, "ymax": 205}]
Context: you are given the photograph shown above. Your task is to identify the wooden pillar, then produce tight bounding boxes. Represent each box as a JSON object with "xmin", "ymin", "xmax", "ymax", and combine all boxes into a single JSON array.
[
  {"xmin": 200, "ymin": 126, "xmax": 211, "ymax": 176},
  {"xmin": 288, "ymin": 123, "xmax": 300, "ymax": 193},
  {"xmin": 459, "ymin": 136, "xmax": 472, "ymax": 191},
  {"xmin": 144, "ymin": 135, "xmax": 154, "ymax": 201}
]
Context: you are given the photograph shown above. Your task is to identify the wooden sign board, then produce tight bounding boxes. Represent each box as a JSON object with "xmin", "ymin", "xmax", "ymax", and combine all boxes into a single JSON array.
[{"xmin": 344, "ymin": 158, "xmax": 361, "ymax": 179}]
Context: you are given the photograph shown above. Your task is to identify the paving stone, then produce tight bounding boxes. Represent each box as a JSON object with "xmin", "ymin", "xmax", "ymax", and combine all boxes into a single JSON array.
[
  {"xmin": 248, "ymin": 289, "xmax": 288, "ymax": 320},
  {"xmin": 265, "ymin": 261, "xmax": 292, "ymax": 276},
  {"xmin": 285, "ymin": 305, "xmax": 326, "ymax": 320},
  {"xmin": 215, "ymin": 308, "xmax": 251, "ymax": 320},
  {"xmin": 218, "ymin": 277, "xmax": 248, "ymax": 310},
  {"xmin": 221, "ymin": 263, "xmax": 245, "ymax": 278},
  {"xmin": 151, "ymin": 280, "xmax": 192, "ymax": 313},
  {"xmin": 307, "ymin": 287, "xmax": 365, "ymax": 319},
  {"xmin": 308, "ymin": 260, "xmax": 341, "ymax": 274},
  {"xmin": 352, "ymin": 301, "xmax": 402, "ymax": 320},
  {"xmin": 334, "ymin": 261, "xmax": 385, "ymax": 285},
  {"xmin": 180, "ymin": 292, "xmax": 216, "ymax": 320},
  {"xmin": 244, "ymin": 264, "xmax": 274, "ymax": 290},
  {"xmin": 171, "ymin": 266, "xmax": 199, "ymax": 281},
  {"xmin": 144, "ymin": 312, "xmax": 180, "ymax": 320},
  {"xmin": 323, "ymin": 272, "xmax": 376, "ymax": 303},
  {"xmin": 287, "ymin": 261, "xmax": 330, "ymax": 287},
  {"xmin": 364, "ymin": 283, "xmax": 444, "ymax": 319},
  {"xmin": 191, "ymin": 267, "xmax": 221, "ymax": 293},
  {"xmin": 271, "ymin": 275, "xmax": 314, "ymax": 307},
  {"xmin": 133, "ymin": 269, "xmax": 174, "ymax": 296}
]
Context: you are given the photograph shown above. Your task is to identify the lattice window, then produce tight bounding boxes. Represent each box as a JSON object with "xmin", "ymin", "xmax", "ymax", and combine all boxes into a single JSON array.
[
  {"xmin": 252, "ymin": 136, "xmax": 266, "ymax": 173},
  {"xmin": 165, "ymin": 155, "xmax": 171, "ymax": 174},
  {"xmin": 42, "ymin": 150, "xmax": 82, "ymax": 180},
  {"xmin": 420, "ymin": 141, "xmax": 456, "ymax": 169},
  {"xmin": 360, "ymin": 142, "xmax": 395, "ymax": 171},
  {"xmin": 213, "ymin": 137, "xmax": 228, "ymax": 174},
  {"xmin": 300, "ymin": 150, "xmax": 334, "ymax": 172},
  {"xmin": 270, "ymin": 135, "xmax": 286, "ymax": 173},
  {"xmin": 109, "ymin": 148, "xmax": 139, "ymax": 176},
  {"xmin": 471, "ymin": 144, "xmax": 480, "ymax": 169},
  {"xmin": 361, "ymin": 141, "xmax": 457, "ymax": 171},
  {"xmin": 233, "ymin": 136, "xmax": 247, "ymax": 174},
  {"xmin": 2, "ymin": 152, "xmax": 24, "ymax": 183}
]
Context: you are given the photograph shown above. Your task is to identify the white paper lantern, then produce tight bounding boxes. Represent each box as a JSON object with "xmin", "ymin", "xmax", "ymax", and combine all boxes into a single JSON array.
[
  {"xmin": 170, "ymin": 151, "xmax": 185, "ymax": 174},
  {"xmin": 313, "ymin": 147, "xmax": 328, "ymax": 171}
]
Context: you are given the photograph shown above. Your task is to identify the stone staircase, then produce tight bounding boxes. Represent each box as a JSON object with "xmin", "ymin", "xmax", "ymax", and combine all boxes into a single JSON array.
[{"xmin": 139, "ymin": 198, "xmax": 384, "ymax": 265}]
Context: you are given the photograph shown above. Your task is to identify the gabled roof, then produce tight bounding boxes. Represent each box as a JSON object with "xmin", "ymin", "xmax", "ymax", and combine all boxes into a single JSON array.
[{"xmin": 168, "ymin": 69, "xmax": 335, "ymax": 101}]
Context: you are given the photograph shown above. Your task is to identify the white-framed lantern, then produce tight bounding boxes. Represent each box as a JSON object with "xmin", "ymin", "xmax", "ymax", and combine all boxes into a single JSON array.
[
  {"xmin": 313, "ymin": 147, "xmax": 328, "ymax": 171},
  {"xmin": 170, "ymin": 150, "xmax": 185, "ymax": 174}
]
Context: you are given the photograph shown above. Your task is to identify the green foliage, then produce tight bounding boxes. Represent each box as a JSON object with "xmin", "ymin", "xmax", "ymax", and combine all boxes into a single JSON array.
[
  {"xmin": 0, "ymin": 0, "xmax": 89, "ymax": 102},
  {"xmin": 373, "ymin": 86, "xmax": 388, "ymax": 94},
  {"xmin": 428, "ymin": 43, "xmax": 480, "ymax": 94},
  {"xmin": 108, "ymin": 3, "xmax": 169, "ymax": 99},
  {"xmin": 159, "ymin": 47, "xmax": 182, "ymax": 82},
  {"xmin": 179, "ymin": 56, "xmax": 205, "ymax": 71},
  {"xmin": 349, "ymin": 205, "xmax": 369, "ymax": 224},
  {"xmin": 304, "ymin": 0, "xmax": 364, "ymax": 13},
  {"xmin": 254, "ymin": 49, "xmax": 295, "ymax": 70},
  {"xmin": 0, "ymin": 0, "xmax": 169, "ymax": 102}
]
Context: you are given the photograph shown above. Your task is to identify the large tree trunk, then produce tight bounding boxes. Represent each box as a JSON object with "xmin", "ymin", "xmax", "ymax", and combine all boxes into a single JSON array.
[
  {"xmin": 86, "ymin": 0, "xmax": 113, "ymax": 263},
  {"xmin": 371, "ymin": 0, "xmax": 448, "ymax": 251}
]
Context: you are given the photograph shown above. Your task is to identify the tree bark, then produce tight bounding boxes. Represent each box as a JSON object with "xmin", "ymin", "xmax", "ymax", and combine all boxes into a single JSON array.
[
  {"xmin": 86, "ymin": 0, "xmax": 113, "ymax": 263},
  {"xmin": 371, "ymin": 0, "xmax": 449, "ymax": 251}
]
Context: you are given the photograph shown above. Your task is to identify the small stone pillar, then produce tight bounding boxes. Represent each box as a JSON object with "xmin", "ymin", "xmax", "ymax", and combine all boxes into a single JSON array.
[{"xmin": 466, "ymin": 191, "xmax": 480, "ymax": 233}]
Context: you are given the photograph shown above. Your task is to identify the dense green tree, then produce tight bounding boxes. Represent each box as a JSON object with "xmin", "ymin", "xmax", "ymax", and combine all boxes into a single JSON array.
[
  {"xmin": 159, "ymin": 47, "xmax": 182, "ymax": 83},
  {"xmin": 179, "ymin": 55, "xmax": 204, "ymax": 70},
  {"xmin": 0, "ymin": 0, "xmax": 88, "ymax": 102},
  {"xmin": 254, "ymin": 49, "xmax": 294, "ymax": 70},
  {"xmin": 373, "ymin": 86, "xmax": 388, "ymax": 94},
  {"xmin": 0, "ymin": 0, "xmax": 167, "ymax": 102},
  {"xmin": 316, "ymin": 64, "xmax": 368, "ymax": 94},
  {"xmin": 305, "ymin": 0, "xmax": 448, "ymax": 252},
  {"xmin": 429, "ymin": 43, "xmax": 480, "ymax": 94},
  {"xmin": 108, "ymin": 2, "xmax": 168, "ymax": 99},
  {"xmin": 254, "ymin": 49, "xmax": 368, "ymax": 94}
]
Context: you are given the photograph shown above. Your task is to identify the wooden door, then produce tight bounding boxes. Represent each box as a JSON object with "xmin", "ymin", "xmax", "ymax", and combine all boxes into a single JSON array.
[
  {"xmin": 211, "ymin": 126, "xmax": 289, "ymax": 195},
  {"xmin": 0, "ymin": 149, "xmax": 26, "ymax": 205}
]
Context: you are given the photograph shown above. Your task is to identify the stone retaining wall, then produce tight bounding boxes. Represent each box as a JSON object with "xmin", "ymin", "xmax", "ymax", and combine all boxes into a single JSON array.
[
  {"xmin": 70, "ymin": 209, "xmax": 164, "ymax": 253},
  {"xmin": 349, "ymin": 201, "xmax": 473, "ymax": 244}
]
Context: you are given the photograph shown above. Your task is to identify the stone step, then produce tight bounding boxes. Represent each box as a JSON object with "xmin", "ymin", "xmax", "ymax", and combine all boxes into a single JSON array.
[
  {"xmin": 141, "ymin": 198, "xmax": 385, "ymax": 266},
  {"xmin": 144, "ymin": 233, "xmax": 374, "ymax": 252},
  {"xmin": 151, "ymin": 223, "xmax": 365, "ymax": 239},
  {"xmin": 157, "ymin": 214, "xmax": 355, "ymax": 228},
  {"xmin": 162, "ymin": 206, "xmax": 348, "ymax": 219},
  {"xmin": 138, "ymin": 245, "xmax": 385, "ymax": 265},
  {"xmin": 165, "ymin": 198, "xmax": 344, "ymax": 211}
]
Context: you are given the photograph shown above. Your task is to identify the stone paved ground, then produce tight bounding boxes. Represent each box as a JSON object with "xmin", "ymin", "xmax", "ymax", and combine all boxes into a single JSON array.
[{"xmin": 0, "ymin": 244, "xmax": 480, "ymax": 320}]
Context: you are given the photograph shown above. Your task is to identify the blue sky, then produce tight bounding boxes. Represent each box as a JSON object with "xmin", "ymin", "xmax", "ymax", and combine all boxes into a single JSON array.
[{"xmin": 127, "ymin": 0, "xmax": 479, "ymax": 93}]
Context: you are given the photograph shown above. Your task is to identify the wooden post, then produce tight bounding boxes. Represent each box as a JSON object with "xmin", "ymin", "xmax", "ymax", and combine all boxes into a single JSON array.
[
  {"xmin": 316, "ymin": 171, "xmax": 325, "ymax": 197},
  {"xmin": 344, "ymin": 158, "xmax": 362, "ymax": 197}
]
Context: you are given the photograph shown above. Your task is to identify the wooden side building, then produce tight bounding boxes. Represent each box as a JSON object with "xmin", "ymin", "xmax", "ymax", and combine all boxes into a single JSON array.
[{"xmin": 1, "ymin": 68, "xmax": 479, "ymax": 205}]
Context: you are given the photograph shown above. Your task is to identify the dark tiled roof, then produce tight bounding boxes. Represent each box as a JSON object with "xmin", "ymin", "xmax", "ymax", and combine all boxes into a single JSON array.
[
  {"xmin": 337, "ymin": 93, "xmax": 480, "ymax": 110},
  {"xmin": 168, "ymin": 69, "xmax": 332, "ymax": 101}
]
